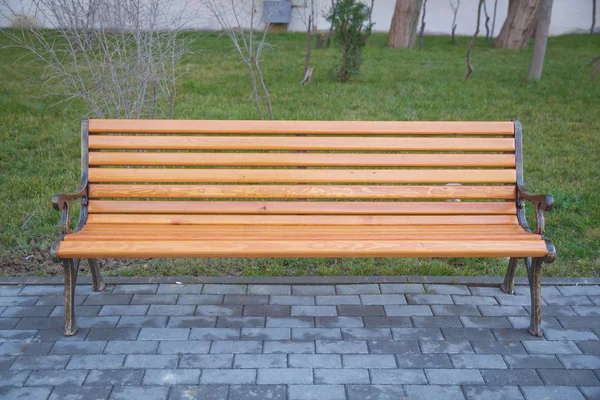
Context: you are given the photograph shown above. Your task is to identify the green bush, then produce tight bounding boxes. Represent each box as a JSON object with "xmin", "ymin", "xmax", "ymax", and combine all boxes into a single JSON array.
[{"xmin": 326, "ymin": 0, "xmax": 372, "ymax": 82}]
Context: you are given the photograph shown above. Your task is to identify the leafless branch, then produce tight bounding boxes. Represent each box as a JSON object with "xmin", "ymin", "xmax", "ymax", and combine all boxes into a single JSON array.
[
  {"xmin": 465, "ymin": 0, "xmax": 484, "ymax": 81},
  {"xmin": 483, "ymin": 0, "xmax": 490, "ymax": 40},
  {"xmin": 490, "ymin": 0, "xmax": 498, "ymax": 38},
  {"xmin": 592, "ymin": 0, "xmax": 597, "ymax": 35},
  {"xmin": 449, "ymin": 0, "xmax": 460, "ymax": 45},
  {"xmin": 419, "ymin": 0, "xmax": 427, "ymax": 50}
]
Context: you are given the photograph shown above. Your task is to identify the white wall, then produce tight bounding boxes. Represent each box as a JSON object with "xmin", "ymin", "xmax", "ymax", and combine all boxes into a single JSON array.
[{"xmin": 1, "ymin": 0, "xmax": 598, "ymax": 36}]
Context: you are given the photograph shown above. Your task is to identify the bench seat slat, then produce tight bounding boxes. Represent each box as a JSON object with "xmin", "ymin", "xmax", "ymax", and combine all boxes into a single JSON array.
[
  {"xmin": 57, "ymin": 239, "xmax": 547, "ymax": 258},
  {"xmin": 88, "ymin": 153, "xmax": 516, "ymax": 168},
  {"xmin": 88, "ymin": 136, "xmax": 516, "ymax": 151},
  {"xmin": 85, "ymin": 214, "xmax": 519, "ymax": 225},
  {"xmin": 87, "ymin": 201, "xmax": 517, "ymax": 215},
  {"xmin": 88, "ymin": 184, "xmax": 516, "ymax": 200},
  {"xmin": 89, "ymin": 168, "xmax": 516, "ymax": 184},
  {"xmin": 88, "ymin": 120, "xmax": 515, "ymax": 135}
]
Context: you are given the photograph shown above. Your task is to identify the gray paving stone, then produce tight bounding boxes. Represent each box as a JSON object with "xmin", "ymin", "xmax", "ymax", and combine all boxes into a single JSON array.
[
  {"xmin": 142, "ymin": 369, "xmax": 200, "ymax": 385},
  {"xmin": 248, "ymin": 285, "xmax": 291, "ymax": 295},
  {"xmin": 257, "ymin": 368, "xmax": 312, "ymax": 384},
  {"xmin": 138, "ymin": 328, "xmax": 190, "ymax": 341},
  {"xmin": 432, "ymin": 305, "xmax": 480, "ymax": 316},
  {"xmin": 420, "ymin": 340, "xmax": 473, "ymax": 354},
  {"xmin": 292, "ymin": 328, "xmax": 341, "ymax": 340},
  {"xmin": 472, "ymin": 341, "xmax": 528, "ymax": 355},
  {"xmin": 525, "ymin": 305, "xmax": 577, "ymax": 317},
  {"xmin": 203, "ymin": 284, "xmax": 247, "ymax": 295},
  {"xmin": 210, "ymin": 340, "xmax": 262, "ymax": 354},
  {"xmin": 412, "ymin": 316, "xmax": 462, "ymax": 328},
  {"xmin": 49, "ymin": 385, "xmax": 112, "ymax": 400},
  {"xmin": 0, "ymin": 297, "xmax": 39, "ymax": 306},
  {"xmin": 383, "ymin": 305, "xmax": 432, "ymax": 316},
  {"xmin": 240, "ymin": 328, "xmax": 290, "ymax": 340},
  {"xmin": 579, "ymin": 387, "xmax": 600, "ymax": 400},
  {"xmin": 396, "ymin": 353, "xmax": 452, "ymax": 369},
  {"xmin": 380, "ymin": 283, "xmax": 424, "ymax": 294},
  {"xmin": 234, "ymin": 354, "xmax": 287, "ymax": 368},
  {"xmin": 315, "ymin": 316, "xmax": 363, "ymax": 328},
  {"xmin": 2, "ymin": 306, "xmax": 54, "ymax": 317},
  {"xmin": 450, "ymin": 354, "xmax": 507, "ymax": 369},
  {"xmin": 480, "ymin": 369, "xmax": 543, "ymax": 385},
  {"xmin": 497, "ymin": 296, "xmax": 544, "ymax": 306},
  {"xmin": 558, "ymin": 285, "xmax": 600, "ymax": 296},
  {"xmin": 51, "ymin": 341, "xmax": 107, "ymax": 355},
  {"xmin": 543, "ymin": 296, "xmax": 593, "ymax": 306},
  {"xmin": 111, "ymin": 285, "xmax": 158, "ymax": 295},
  {"xmin": 156, "ymin": 340, "xmax": 209, "ymax": 354},
  {"xmin": 124, "ymin": 354, "xmax": 179, "ymax": 369},
  {"xmin": 289, "ymin": 354, "xmax": 342, "ymax": 368},
  {"xmin": 460, "ymin": 316, "xmax": 511, "ymax": 328},
  {"xmin": 343, "ymin": 354, "xmax": 396, "ymax": 368},
  {"xmin": 407, "ymin": 294, "xmax": 454, "ymax": 305},
  {"xmin": 117, "ymin": 316, "xmax": 168, "ymax": 328},
  {"xmin": 492, "ymin": 328, "xmax": 546, "ymax": 342},
  {"xmin": 463, "ymin": 385, "xmax": 524, "ymax": 400},
  {"xmin": 109, "ymin": 386, "xmax": 169, "ymax": 400},
  {"xmin": 228, "ymin": 385, "xmax": 285, "ymax": 400},
  {"xmin": 196, "ymin": 305, "xmax": 243, "ymax": 316},
  {"xmin": 84, "ymin": 369, "xmax": 144, "ymax": 386},
  {"xmin": 167, "ymin": 316, "xmax": 216, "ymax": 328},
  {"xmin": 360, "ymin": 294, "xmax": 407, "ymax": 305},
  {"xmin": 545, "ymin": 328, "xmax": 598, "ymax": 341},
  {"xmin": 83, "ymin": 295, "xmax": 132, "ymax": 306},
  {"xmin": 264, "ymin": 340, "xmax": 314, "ymax": 354},
  {"xmin": 523, "ymin": 340, "xmax": 582, "ymax": 354},
  {"xmin": 425, "ymin": 368, "xmax": 484, "ymax": 385},
  {"xmin": 0, "ymin": 356, "xmax": 16, "ymax": 370},
  {"xmin": 99, "ymin": 305, "xmax": 148, "ymax": 316},
  {"xmin": 572, "ymin": 306, "xmax": 600, "ymax": 317},
  {"xmin": 10, "ymin": 355, "xmax": 70, "ymax": 370},
  {"xmin": 156, "ymin": 284, "xmax": 202, "ymax": 294},
  {"xmin": 216, "ymin": 316, "xmax": 265, "ymax": 328},
  {"xmin": 288, "ymin": 384, "xmax": 345, "ymax": 400},
  {"xmin": 147, "ymin": 305, "xmax": 195, "ymax": 316},
  {"xmin": 576, "ymin": 340, "xmax": 600, "ymax": 354},
  {"xmin": 314, "ymin": 368, "xmax": 370, "ymax": 384},
  {"xmin": 50, "ymin": 306, "xmax": 101, "ymax": 318},
  {"xmin": 362, "ymin": 316, "xmax": 412, "ymax": 328},
  {"xmin": 392, "ymin": 328, "xmax": 444, "ymax": 340},
  {"xmin": 271, "ymin": 296, "xmax": 315, "ymax": 306},
  {"xmin": 336, "ymin": 305, "xmax": 384, "ymax": 316},
  {"xmin": 503, "ymin": 354, "xmax": 563, "ymax": 369},
  {"xmin": 25, "ymin": 369, "xmax": 88, "ymax": 386},
  {"xmin": 131, "ymin": 294, "xmax": 177, "ymax": 305},
  {"xmin": 367, "ymin": 339, "xmax": 420, "ymax": 354},
  {"xmin": 521, "ymin": 386, "xmax": 586, "ymax": 400},
  {"xmin": 452, "ymin": 295, "xmax": 498, "ymax": 306},
  {"xmin": 19, "ymin": 285, "xmax": 62, "ymax": 296},
  {"xmin": 479, "ymin": 306, "xmax": 528, "ymax": 317},
  {"xmin": 516, "ymin": 285, "xmax": 561, "ymax": 297},
  {"xmin": 559, "ymin": 355, "xmax": 600, "ymax": 369},
  {"xmin": 0, "ymin": 371, "xmax": 31, "ymax": 387},
  {"xmin": 266, "ymin": 317, "xmax": 314, "ymax": 328},
  {"xmin": 316, "ymin": 295, "xmax": 360, "ymax": 305},
  {"xmin": 341, "ymin": 328, "xmax": 391, "ymax": 340},
  {"xmin": 177, "ymin": 295, "xmax": 223, "ymax": 305},
  {"xmin": 347, "ymin": 384, "xmax": 405, "ymax": 400},
  {"xmin": 538, "ymin": 369, "xmax": 600, "ymax": 386},
  {"xmin": 224, "ymin": 295, "xmax": 269, "ymax": 305},
  {"xmin": 66, "ymin": 355, "xmax": 125, "ymax": 370},
  {"xmin": 559, "ymin": 316, "xmax": 600, "ymax": 329},
  {"xmin": 0, "ymin": 341, "xmax": 53, "ymax": 356},
  {"xmin": 1, "ymin": 329, "xmax": 44, "ymax": 341},
  {"xmin": 370, "ymin": 369, "xmax": 428, "ymax": 384},
  {"xmin": 0, "ymin": 387, "xmax": 53, "ymax": 400},
  {"xmin": 510, "ymin": 316, "xmax": 565, "ymax": 330},
  {"xmin": 291, "ymin": 306, "xmax": 336, "ymax": 317},
  {"xmin": 86, "ymin": 328, "xmax": 140, "ymax": 341},
  {"xmin": 442, "ymin": 328, "xmax": 495, "ymax": 342},
  {"xmin": 292, "ymin": 285, "xmax": 336, "ymax": 295},
  {"xmin": 335, "ymin": 284, "xmax": 380, "ymax": 295},
  {"xmin": 178, "ymin": 354, "xmax": 233, "ymax": 369},
  {"xmin": 244, "ymin": 305, "xmax": 289, "ymax": 317},
  {"xmin": 316, "ymin": 340, "xmax": 368, "ymax": 354},
  {"xmin": 428, "ymin": 285, "xmax": 470, "ymax": 295},
  {"xmin": 0, "ymin": 319, "xmax": 19, "ymax": 329},
  {"xmin": 0, "ymin": 286, "xmax": 23, "ymax": 296},
  {"xmin": 104, "ymin": 340, "xmax": 158, "ymax": 355},
  {"xmin": 36, "ymin": 295, "xmax": 86, "ymax": 306},
  {"xmin": 189, "ymin": 328, "xmax": 240, "ymax": 340}
]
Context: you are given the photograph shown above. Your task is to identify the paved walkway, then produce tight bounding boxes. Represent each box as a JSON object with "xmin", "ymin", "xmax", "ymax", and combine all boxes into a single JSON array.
[{"xmin": 0, "ymin": 281, "xmax": 599, "ymax": 399}]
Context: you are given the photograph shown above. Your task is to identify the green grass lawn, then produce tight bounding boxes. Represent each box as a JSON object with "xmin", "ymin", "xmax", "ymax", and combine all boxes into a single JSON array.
[{"xmin": 0, "ymin": 32, "xmax": 599, "ymax": 278}]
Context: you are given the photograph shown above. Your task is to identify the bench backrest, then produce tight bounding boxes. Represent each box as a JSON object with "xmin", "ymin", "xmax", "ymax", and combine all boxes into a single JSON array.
[{"xmin": 83, "ymin": 119, "xmax": 520, "ymax": 226}]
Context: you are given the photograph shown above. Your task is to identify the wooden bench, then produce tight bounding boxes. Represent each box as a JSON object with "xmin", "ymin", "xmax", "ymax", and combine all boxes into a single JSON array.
[{"xmin": 51, "ymin": 119, "xmax": 555, "ymax": 337}]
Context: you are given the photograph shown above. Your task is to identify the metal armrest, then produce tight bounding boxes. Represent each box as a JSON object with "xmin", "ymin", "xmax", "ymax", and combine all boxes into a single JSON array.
[
  {"xmin": 52, "ymin": 183, "xmax": 88, "ymax": 211},
  {"xmin": 516, "ymin": 185, "xmax": 553, "ymax": 235}
]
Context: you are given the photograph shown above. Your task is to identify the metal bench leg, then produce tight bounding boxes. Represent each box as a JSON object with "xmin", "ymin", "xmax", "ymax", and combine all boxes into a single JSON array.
[
  {"xmin": 63, "ymin": 258, "xmax": 79, "ymax": 336},
  {"xmin": 527, "ymin": 257, "xmax": 543, "ymax": 337},
  {"xmin": 500, "ymin": 257, "xmax": 519, "ymax": 294},
  {"xmin": 89, "ymin": 259, "xmax": 106, "ymax": 292}
]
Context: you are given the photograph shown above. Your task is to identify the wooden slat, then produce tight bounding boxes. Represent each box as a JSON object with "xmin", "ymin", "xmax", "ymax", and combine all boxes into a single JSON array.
[
  {"xmin": 88, "ymin": 200, "xmax": 517, "ymax": 215},
  {"xmin": 88, "ymin": 136, "xmax": 516, "ymax": 151},
  {"xmin": 85, "ymin": 214, "xmax": 520, "ymax": 225},
  {"xmin": 88, "ymin": 152, "xmax": 516, "ymax": 167},
  {"xmin": 88, "ymin": 184, "xmax": 516, "ymax": 200},
  {"xmin": 89, "ymin": 168, "xmax": 517, "ymax": 184},
  {"xmin": 57, "ymin": 239, "xmax": 548, "ymax": 258},
  {"xmin": 88, "ymin": 120, "xmax": 515, "ymax": 135}
]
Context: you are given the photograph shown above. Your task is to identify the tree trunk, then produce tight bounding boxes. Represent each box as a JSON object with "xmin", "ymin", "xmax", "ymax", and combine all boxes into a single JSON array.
[
  {"xmin": 527, "ymin": 0, "xmax": 553, "ymax": 80},
  {"xmin": 492, "ymin": 0, "xmax": 542, "ymax": 49},
  {"xmin": 388, "ymin": 0, "xmax": 423, "ymax": 49}
]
